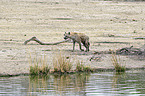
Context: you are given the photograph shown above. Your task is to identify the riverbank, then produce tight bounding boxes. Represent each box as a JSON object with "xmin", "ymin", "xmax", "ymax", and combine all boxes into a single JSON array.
[{"xmin": 0, "ymin": 0, "xmax": 145, "ymax": 76}]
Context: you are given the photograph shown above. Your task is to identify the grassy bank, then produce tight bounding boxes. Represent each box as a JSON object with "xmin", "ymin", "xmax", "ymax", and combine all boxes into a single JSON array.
[
  {"xmin": 29, "ymin": 52, "xmax": 126, "ymax": 75},
  {"xmin": 0, "ymin": 0, "xmax": 145, "ymax": 76},
  {"xmin": 29, "ymin": 52, "xmax": 95, "ymax": 75}
]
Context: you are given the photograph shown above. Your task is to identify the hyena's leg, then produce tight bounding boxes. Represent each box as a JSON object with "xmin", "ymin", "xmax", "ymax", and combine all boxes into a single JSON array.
[
  {"xmin": 87, "ymin": 45, "xmax": 89, "ymax": 51},
  {"xmin": 79, "ymin": 43, "xmax": 84, "ymax": 51},
  {"xmin": 83, "ymin": 41, "xmax": 90, "ymax": 52},
  {"xmin": 73, "ymin": 41, "xmax": 76, "ymax": 51},
  {"xmin": 86, "ymin": 42, "xmax": 90, "ymax": 51},
  {"xmin": 85, "ymin": 45, "xmax": 89, "ymax": 52}
]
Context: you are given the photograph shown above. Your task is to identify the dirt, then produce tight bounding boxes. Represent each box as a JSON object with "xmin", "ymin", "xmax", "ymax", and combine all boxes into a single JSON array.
[{"xmin": 0, "ymin": 0, "xmax": 145, "ymax": 76}]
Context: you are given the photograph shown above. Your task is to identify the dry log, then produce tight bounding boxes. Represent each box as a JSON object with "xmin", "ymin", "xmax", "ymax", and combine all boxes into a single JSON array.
[
  {"xmin": 24, "ymin": 36, "xmax": 70, "ymax": 45},
  {"xmin": 90, "ymin": 46, "xmax": 144, "ymax": 62},
  {"xmin": 134, "ymin": 37, "xmax": 145, "ymax": 40},
  {"xmin": 116, "ymin": 46, "xmax": 142, "ymax": 55}
]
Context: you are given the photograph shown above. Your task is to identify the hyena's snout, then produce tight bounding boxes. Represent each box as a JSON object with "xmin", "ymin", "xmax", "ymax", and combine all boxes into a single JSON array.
[
  {"xmin": 64, "ymin": 36, "xmax": 68, "ymax": 40},
  {"xmin": 64, "ymin": 35, "xmax": 69, "ymax": 40},
  {"xmin": 64, "ymin": 32, "xmax": 71, "ymax": 40}
]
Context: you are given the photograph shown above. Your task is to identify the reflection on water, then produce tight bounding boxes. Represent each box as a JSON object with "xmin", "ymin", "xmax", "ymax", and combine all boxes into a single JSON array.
[
  {"xmin": 28, "ymin": 73, "xmax": 90, "ymax": 96},
  {"xmin": 0, "ymin": 70, "xmax": 145, "ymax": 96}
]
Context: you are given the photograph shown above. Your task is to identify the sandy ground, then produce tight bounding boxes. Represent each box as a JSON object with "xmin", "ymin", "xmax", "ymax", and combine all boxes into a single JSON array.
[{"xmin": 0, "ymin": 0, "xmax": 145, "ymax": 76}]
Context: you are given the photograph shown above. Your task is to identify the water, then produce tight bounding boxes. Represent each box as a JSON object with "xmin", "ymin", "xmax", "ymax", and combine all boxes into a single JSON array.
[{"xmin": 0, "ymin": 70, "xmax": 145, "ymax": 96}]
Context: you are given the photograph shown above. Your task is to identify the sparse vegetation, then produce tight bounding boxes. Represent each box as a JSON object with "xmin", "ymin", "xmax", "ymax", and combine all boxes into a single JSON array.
[
  {"xmin": 29, "ymin": 54, "xmax": 50, "ymax": 75},
  {"xmin": 111, "ymin": 52, "xmax": 126, "ymax": 73},
  {"xmin": 76, "ymin": 61, "xmax": 93, "ymax": 72},
  {"xmin": 29, "ymin": 50, "xmax": 126, "ymax": 75},
  {"xmin": 29, "ymin": 52, "xmax": 94, "ymax": 75},
  {"xmin": 83, "ymin": 66, "xmax": 94, "ymax": 72},
  {"xmin": 1, "ymin": 0, "xmax": 145, "ymax": 77},
  {"xmin": 76, "ymin": 61, "xmax": 84, "ymax": 72},
  {"xmin": 53, "ymin": 52, "xmax": 72, "ymax": 73}
]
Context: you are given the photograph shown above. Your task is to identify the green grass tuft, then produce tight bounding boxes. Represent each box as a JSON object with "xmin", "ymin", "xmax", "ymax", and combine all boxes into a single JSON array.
[
  {"xmin": 29, "ymin": 53, "xmax": 50, "ymax": 75},
  {"xmin": 76, "ymin": 61, "xmax": 93, "ymax": 72},
  {"xmin": 76, "ymin": 61, "xmax": 84, "ymax": 72},
  {"xmin": 111, "ymin": 52, "xmax": 126, "ymax": 73}
]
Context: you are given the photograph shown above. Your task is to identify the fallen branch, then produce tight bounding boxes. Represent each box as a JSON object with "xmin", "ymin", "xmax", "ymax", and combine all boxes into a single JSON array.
[
  {"xmin": 116, "ymin": 46, "xmax": 142, "ymax": 55},
  {"xmin": 134, "ymin": 37, "xmax": 145, "ymax": 40},
  {"xmin": 24, "ymin": 36, "xmax": 70, "ymax": 45},
  {"xmin": 90, "ymin": 46, "xmax": 144, "ymax": 62}
]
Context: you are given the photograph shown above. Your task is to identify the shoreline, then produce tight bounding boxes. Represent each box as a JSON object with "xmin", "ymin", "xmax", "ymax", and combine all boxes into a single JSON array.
[
  {"xmin": 0, "ymin": 1, "xmax": 145, "ymax": 77},
  {"xmin": 0, "ymin": 67, "xmax": 144, "ymax": 77}
]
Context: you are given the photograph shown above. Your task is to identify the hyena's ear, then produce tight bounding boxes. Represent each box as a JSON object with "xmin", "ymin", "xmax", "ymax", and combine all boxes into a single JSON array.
[{"xmin": 68, "ymin": 32, "xmax": 70, "ymax": 35}]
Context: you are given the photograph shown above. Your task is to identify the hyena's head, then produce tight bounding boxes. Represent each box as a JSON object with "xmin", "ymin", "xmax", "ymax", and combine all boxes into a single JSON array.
[{"xmin": 64, "ymin": 32, "xmax": 71, "ymax": 40}]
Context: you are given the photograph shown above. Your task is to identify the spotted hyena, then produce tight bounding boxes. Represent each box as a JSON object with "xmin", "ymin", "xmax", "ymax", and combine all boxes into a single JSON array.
[{"xmin": 64, "ymin": 32, "xmax": 90, "ymax": 52}]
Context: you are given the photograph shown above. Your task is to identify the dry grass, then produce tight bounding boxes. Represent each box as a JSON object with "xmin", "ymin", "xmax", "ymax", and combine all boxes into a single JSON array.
[
  {"xmin": 29, "ymin": 53, "xmax": 50, "ymax": 75},
  {"xmin": 76, "ymin": 60, "xmax": 84, "ymax": 72},
  {"xmin": 29, "ymin": 51, "xmax": 94, "ymax": 75},
  {"xmin": 53, "ymin": 52, "xmax": 72, "ymax": 73},
  {"xmin": 0, "ymin": 0, "xmax": 145, "ymax": 75},
  {"xmin": 76, "ymin": 60, "xmax": 93, "ymax": 72},
  {"xmin": 52, "ymin": 52, "xmax": 93, "ymax": 73},
  {"xmin": 111, "ymin": 52, "xmax": 125, "ymax": 73}
]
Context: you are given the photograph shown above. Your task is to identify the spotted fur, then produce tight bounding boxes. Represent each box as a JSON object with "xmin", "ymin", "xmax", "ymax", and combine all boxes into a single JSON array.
[{"xmin": 64, "ymin": 32, "xmax": 90, "ymax": 52}]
